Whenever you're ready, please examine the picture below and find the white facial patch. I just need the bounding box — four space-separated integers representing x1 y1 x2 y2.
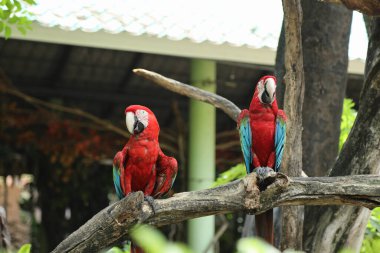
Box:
257 80 265 103
135 109 149 128
126 112 135 134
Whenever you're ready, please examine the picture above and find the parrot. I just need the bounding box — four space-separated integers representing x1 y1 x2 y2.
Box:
237 75 287 244
112 105 178 253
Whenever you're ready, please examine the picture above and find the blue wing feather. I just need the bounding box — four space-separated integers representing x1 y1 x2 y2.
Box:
113 152 125 199
113 166 124 199
274 113 286 172
238 113 253 174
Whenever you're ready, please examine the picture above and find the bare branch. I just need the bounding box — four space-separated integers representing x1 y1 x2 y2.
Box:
133 69 241 121
0 83 129 138
52 174 380 253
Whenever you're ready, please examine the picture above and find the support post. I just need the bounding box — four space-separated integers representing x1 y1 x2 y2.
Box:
187 59 216 253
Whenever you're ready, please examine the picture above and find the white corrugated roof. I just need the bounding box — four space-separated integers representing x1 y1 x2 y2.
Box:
30 0 282 48
28 0 367 60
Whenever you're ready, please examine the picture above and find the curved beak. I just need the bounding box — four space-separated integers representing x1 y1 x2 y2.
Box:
126 112 146 135
261 78 276 104
126 112 135 134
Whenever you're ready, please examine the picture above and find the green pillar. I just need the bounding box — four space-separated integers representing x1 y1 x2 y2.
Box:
188 59 216 253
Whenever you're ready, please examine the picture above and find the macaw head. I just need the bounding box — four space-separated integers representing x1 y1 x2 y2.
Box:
255 75 277 105
125 105 159 137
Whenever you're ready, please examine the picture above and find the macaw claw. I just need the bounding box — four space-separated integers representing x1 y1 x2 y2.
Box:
144 196 157 215
254 167 277 191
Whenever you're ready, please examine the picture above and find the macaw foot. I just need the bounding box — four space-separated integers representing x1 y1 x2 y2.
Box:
253 167 276 191
144 196 157 215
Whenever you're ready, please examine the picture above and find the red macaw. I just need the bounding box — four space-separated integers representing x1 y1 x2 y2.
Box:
237 75 286 244
112 105 178 253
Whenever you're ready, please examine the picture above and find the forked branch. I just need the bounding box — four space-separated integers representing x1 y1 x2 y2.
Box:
52 174 380 253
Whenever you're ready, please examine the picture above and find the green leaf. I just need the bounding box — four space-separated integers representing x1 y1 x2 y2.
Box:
131 225 167 253
4 24 11 39
13 0 22 11
17 26 26 35
211 163 246 187
9 16 18 24
0 22 3 32
18 244 31 253
338 248 355 253
24 0 37 5
106 247 125 253
3 10 10 19
237 238 280 253
163 243 193 253
339 98 357 151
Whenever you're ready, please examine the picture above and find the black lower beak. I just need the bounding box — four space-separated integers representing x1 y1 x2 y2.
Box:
133 120 145 134
261 91 271 104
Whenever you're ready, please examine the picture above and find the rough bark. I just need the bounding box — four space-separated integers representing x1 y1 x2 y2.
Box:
301 1 353 248
303 17 380 253
275 21 286 109
273 21 286 249
52 174 380 253
280 0 305 250
301 0 352 177
321 0 380 16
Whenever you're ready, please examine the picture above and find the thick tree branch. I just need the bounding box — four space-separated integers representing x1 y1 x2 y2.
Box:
52 174 380 253
320 0 380 16
133 69 241 121
281 0 305 249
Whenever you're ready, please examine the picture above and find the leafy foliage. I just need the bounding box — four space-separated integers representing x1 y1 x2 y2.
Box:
211 163 245 187
361 208 380 253
0 244 32 253
17 244 31 253
237 238 280 253
109 225 299 253
339 98 357 151
131 225 192 253
0 0 36 39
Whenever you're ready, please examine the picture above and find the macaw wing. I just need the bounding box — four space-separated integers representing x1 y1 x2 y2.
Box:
274 110 287 172
113 151 126 200
153 153 178 198
238 109 253 174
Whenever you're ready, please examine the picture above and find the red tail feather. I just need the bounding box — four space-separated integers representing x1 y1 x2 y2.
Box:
131 242 144 253
255 209 274 244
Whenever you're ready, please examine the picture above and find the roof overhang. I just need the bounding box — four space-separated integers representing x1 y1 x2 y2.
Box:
10 23 364 75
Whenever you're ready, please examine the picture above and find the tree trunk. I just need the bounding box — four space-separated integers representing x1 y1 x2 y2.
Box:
303 17 380 253
301 1 353 249
280 0 305 250
275 21 286 110
301 0 352 177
